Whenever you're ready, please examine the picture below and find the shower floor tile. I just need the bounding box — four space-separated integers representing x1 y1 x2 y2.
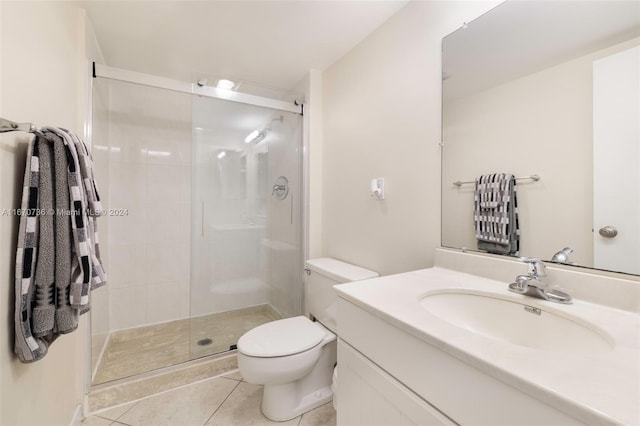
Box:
93 305 280 385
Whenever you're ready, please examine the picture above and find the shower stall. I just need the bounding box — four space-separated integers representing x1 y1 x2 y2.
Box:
89 65 304 385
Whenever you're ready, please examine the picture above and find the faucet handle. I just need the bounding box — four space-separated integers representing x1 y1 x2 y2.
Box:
520 257 547 277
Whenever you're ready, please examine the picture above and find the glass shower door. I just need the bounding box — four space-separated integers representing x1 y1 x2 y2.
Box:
189 94 303 359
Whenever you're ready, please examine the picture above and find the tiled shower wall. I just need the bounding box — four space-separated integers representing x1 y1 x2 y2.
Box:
103 80 192 331
94 80 304 335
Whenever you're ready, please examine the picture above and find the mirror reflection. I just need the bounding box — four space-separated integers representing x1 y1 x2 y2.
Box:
441 0 640 275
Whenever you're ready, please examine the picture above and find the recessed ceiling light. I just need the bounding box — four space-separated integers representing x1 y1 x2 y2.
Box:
217 79 235 90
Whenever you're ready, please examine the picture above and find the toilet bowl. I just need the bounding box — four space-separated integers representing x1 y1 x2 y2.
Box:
237 258 378 421
238 317 337 421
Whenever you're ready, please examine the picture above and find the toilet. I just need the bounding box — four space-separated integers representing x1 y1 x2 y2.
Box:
237 258 378 421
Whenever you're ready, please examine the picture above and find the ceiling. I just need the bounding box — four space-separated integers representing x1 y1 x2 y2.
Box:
83 0 408 94
442 0 640 101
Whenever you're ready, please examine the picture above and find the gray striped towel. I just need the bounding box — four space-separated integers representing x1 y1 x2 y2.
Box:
14 136 50 362
474 173 519 255
14 128 106 363
41 127 107 307
69 131 106 292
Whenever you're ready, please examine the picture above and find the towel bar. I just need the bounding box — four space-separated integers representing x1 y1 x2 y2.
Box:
0 117 36 133
453 174 540 187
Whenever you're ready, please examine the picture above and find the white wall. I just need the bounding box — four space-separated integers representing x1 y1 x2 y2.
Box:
0 2 86 424
320 1 500 276
442 37 640 267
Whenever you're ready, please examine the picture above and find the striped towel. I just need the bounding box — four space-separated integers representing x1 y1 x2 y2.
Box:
14 136 50 362
67 130 107 294
41 127 107 308
14 128 106 363
474 173 519 255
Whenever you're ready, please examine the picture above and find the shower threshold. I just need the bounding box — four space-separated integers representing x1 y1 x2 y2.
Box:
92 304 280 385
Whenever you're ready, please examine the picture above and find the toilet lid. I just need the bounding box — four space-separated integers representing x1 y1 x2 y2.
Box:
238 316 324 358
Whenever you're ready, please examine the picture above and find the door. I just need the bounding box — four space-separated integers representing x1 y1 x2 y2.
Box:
190 94 304 359
593 45 640 274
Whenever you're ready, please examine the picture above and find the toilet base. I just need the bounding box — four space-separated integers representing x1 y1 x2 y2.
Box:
262 382 333 421
260 338 337 421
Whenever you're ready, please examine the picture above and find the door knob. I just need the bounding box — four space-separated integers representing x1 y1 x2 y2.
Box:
598 226 618 238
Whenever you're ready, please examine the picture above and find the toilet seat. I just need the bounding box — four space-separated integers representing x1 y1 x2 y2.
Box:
238 316 325 358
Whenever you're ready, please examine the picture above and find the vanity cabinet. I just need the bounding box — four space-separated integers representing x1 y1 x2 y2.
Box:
338 339 454 426
337 297 584 426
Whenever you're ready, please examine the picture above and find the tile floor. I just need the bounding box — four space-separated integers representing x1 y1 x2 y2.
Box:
83 371 336 426
93 305 279 384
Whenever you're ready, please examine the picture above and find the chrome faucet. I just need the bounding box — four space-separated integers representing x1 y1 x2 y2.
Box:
551 247 575 265
508 257 572 304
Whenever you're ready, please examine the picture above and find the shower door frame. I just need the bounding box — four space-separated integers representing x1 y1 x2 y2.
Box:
84 63 306 398
93 63 303 115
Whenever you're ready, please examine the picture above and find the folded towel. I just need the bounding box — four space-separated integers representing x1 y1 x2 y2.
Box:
49 130 78 333
32 138 56 338
70 132 103 216
14 136 49 362
41 127 99 308
474 173 519 255
14 128 107 362
476 173 509 210
69 131 106 291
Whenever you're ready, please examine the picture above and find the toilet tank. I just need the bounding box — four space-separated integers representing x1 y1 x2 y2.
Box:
305 258 378 333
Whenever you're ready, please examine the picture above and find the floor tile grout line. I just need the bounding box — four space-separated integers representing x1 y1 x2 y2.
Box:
202 379 242 426
116 403 136 422
96 411 134 424
93 399 139 421
105 398 138 423
89 370 238 419
95 414 113 421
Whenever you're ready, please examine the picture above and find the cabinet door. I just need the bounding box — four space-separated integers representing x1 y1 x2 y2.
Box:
337 339 457 426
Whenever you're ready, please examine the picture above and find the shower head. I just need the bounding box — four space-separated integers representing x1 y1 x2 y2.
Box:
264 116 284 131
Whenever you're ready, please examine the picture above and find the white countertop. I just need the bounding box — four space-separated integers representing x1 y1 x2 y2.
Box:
335 267 640 425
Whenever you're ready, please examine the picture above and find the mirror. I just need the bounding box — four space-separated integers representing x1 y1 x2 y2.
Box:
442 0 640 275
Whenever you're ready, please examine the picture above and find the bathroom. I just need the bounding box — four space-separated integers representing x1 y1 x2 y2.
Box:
1 0 638 425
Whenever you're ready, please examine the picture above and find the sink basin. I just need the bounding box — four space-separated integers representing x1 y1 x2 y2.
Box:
419 291 614 353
